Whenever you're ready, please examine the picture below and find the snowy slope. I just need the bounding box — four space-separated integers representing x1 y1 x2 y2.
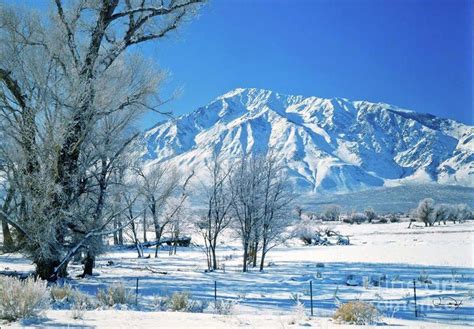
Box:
139 88 473 194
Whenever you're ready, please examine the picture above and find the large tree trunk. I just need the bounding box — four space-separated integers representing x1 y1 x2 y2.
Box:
259 238 268 272
252 241 258 267
82 252 95 277
1 220 14 251
259 251 266 272
1 188 15 251
143 209 147 242
211 244 217 270
36 258 68 281
242 241 248 272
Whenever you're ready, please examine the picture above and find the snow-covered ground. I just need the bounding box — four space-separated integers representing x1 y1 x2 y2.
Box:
1 221 473 328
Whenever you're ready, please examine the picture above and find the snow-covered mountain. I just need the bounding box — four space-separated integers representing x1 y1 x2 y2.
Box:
139 88 473 194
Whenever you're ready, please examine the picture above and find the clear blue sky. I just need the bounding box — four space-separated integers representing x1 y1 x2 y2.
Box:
23 0 473 127
143 0 473 128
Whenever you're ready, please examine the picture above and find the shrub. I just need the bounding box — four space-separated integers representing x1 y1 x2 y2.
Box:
96 282 133 307
293 218 318 245
389 214 399 223
152 295 168 311
166 291 190 311
333 301 380 325
323 205 341 221
288 301 307 325
70 291 92 320
0 276 49 321
351 212 368 224
50 283 74 302
213 299 235 315
378 217 388 223
342 217 353 224
186 300 208 313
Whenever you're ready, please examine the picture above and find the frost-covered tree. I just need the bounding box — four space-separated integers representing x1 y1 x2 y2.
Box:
258 152 293 271
229 152 293 272
0 0 204 280
137 164 193 257
348 212 368 224
416 198 435 227
432 204 447 225
323 205 341 221
196 154 233 271
229 155 263 272
364 208 377 223
455 203 471 222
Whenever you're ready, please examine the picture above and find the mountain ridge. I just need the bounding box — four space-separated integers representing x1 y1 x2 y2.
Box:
139 88 473 194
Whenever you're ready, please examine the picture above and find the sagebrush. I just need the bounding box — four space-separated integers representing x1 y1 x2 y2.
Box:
96 282 133 307
0 276 49 321
333 301 380 325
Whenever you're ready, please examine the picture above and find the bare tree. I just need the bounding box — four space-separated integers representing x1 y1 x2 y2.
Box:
258 153 293 271
137 164 193 257
196 154 232 271
229 155 264 272
229 152 293 272
0 0 204 280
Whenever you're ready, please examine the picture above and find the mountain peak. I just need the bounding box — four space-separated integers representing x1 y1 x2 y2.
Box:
141 89 473 194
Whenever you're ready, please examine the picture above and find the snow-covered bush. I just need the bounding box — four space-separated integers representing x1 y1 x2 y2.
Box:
342 216 353 224
333 301 380 325
166 291 190 311
50 283 74 302
389 214 399 223
364 208 377 222
213 299 236 315
152 295 168 311
96 282 133 307
186 300 208 313
323 205 341 221
288 301 307 325
416 198 435 226
0 276 49 321
350 212 368 224
293 218 318 245
70 291 92 320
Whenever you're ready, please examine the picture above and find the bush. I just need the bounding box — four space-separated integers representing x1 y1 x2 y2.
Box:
293 218 318 245
213 299 235 315
389 214 399 223
50 283 74 302
342 217 353 224
333 301 380 325
70 291 92 320
96 282 133 307
351 213 368 224
323 205 341 221
0 276 49 321
166 291 190 311
288 301 307 325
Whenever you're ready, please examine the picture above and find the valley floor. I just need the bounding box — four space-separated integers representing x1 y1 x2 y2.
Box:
1 221 473 328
